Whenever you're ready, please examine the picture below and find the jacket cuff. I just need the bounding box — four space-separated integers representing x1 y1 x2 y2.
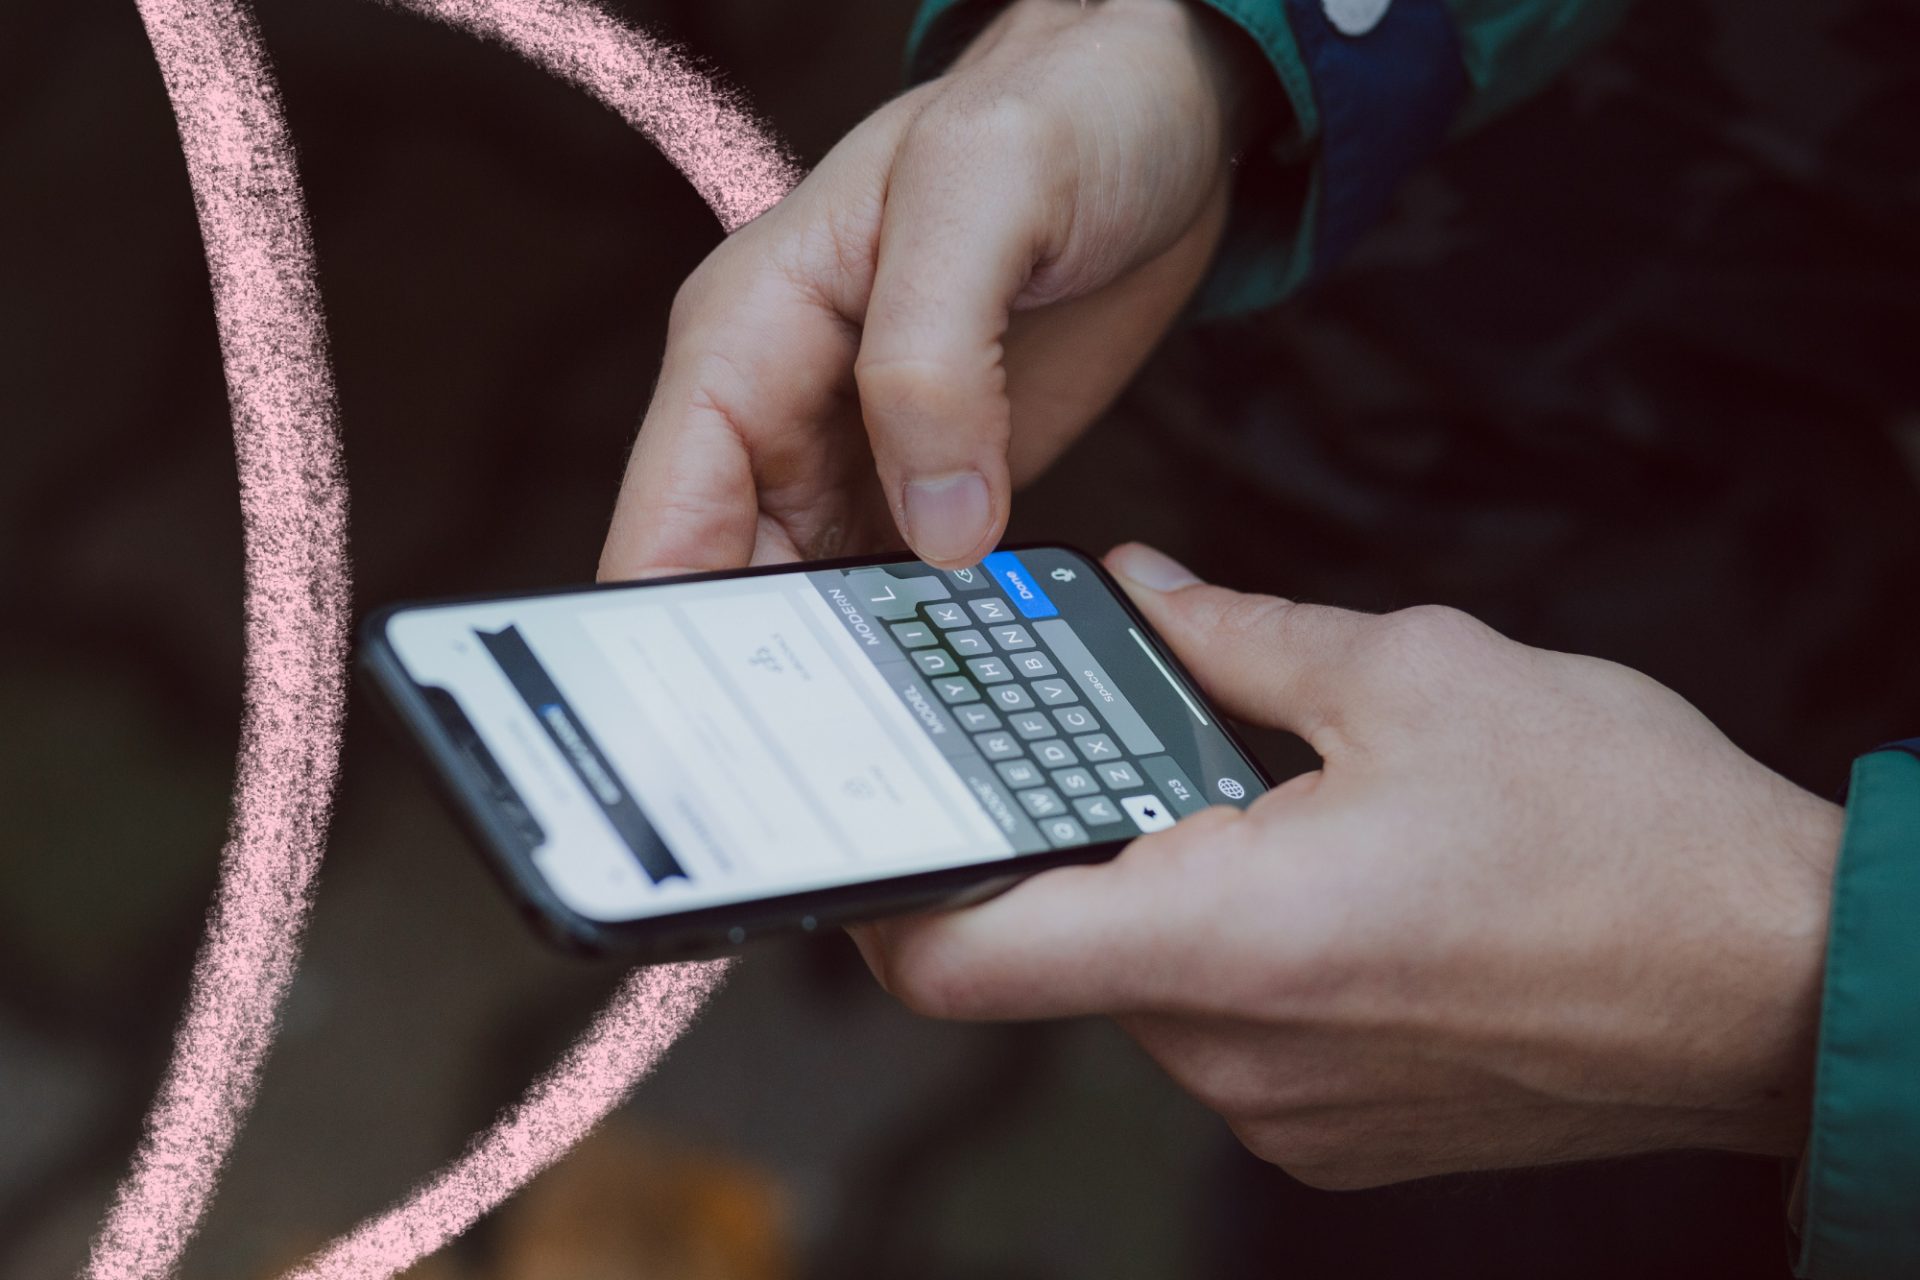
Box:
1796 742 1920 1277
905 0 1468 317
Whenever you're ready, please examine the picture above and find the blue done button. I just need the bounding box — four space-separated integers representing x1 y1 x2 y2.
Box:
981 551 1059 618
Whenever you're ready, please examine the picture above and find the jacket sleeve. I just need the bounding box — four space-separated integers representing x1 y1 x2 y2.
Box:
906 0 1633 315
1795 741 1920 1278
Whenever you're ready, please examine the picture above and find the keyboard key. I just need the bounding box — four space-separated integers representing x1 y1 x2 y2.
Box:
1008 711 1054 739
1053 706 1099 734
1073 733 1121 761
967 657 1013 684
925 601 970 629
982 550 1061 619
890 621 937 648
934 677 980 704
1011 651 1057 678
990 624 1035 651
1032 739 1077 769
996 759 1043 788
948 629 991 656
970 597 1016 623
1051 767 1098 796
990 684 1035 711
845 567 950 620
1073 795 1124 826
1035 619 1167 756
1016 787 1067 818
953 704 1001 732
1137 754 1208 816
974 731 1024 760
1121 793 1176 833
913 650 959 677
1095 761 1143 790
1031 679 1077 706
946 565 992 593
1039 815 1088 847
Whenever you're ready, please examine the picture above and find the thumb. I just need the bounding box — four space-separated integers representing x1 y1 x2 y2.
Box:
853 111 1060 567
1105 543 1371 752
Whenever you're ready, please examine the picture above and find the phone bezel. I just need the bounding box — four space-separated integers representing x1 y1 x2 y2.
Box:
356 543 1275 958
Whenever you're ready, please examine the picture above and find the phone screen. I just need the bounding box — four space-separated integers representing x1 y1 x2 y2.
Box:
376 547 1266 925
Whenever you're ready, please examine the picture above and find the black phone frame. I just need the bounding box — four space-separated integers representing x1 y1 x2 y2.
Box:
356 544 1275 959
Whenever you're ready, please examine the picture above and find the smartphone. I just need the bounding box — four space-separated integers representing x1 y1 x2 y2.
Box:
358 545 1271 956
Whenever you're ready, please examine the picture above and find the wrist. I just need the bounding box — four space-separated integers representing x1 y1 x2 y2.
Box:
1716 784 1844 1157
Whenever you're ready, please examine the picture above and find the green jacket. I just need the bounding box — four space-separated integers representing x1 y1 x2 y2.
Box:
909 0 1633 315
906 4 1920 1273
1802 744 1920 1277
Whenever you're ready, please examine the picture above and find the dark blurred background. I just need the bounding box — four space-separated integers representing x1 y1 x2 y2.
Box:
3 0 1918 1276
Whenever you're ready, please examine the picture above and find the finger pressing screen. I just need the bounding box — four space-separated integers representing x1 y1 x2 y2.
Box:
853 104 1059 567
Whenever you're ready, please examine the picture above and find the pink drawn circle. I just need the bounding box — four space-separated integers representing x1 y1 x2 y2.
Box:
85 3 798 1277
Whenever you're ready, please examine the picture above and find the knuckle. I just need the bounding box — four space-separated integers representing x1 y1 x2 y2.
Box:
852 353 986 426
666 232 778 337
851 351 944 393
900 94 1069 218
1386 603 1486 649
910 92 1056 159
666 259 724 335
1202 592 1301 650
666 277 701 335
1360 603 1492 675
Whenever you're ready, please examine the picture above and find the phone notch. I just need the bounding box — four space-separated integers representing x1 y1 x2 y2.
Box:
420 685 546 856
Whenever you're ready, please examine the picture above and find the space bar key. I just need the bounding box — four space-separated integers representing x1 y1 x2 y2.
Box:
1034 620 1164 757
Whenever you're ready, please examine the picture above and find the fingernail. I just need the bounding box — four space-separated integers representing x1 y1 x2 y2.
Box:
903 471 991 564
1111 543 1200 592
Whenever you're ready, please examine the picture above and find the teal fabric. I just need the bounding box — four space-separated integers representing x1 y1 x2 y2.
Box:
906 0 1630 314
1797 748 1920 1277
1447 0 1634 129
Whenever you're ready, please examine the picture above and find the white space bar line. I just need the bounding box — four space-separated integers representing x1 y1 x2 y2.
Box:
1129 627 1208 727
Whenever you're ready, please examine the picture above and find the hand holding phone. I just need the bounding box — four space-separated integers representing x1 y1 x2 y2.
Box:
360 546 1270 955
858 543 1841 1191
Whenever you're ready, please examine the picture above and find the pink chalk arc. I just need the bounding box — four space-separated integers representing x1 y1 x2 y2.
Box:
282 960 732 1280
377 0 800 233
86 1 350 1277
87 0 799 1277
